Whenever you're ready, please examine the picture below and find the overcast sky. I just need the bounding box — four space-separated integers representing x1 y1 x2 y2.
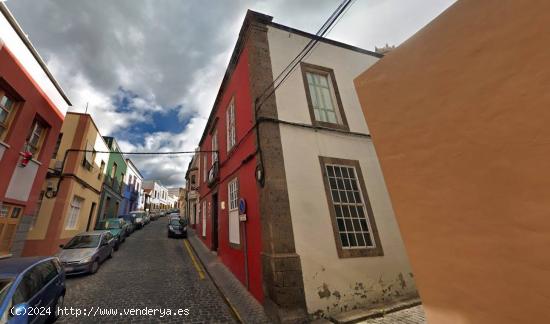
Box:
5 0 455 187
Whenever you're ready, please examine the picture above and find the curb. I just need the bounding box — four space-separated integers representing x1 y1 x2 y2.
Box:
330 298 423 324
185 235 245 324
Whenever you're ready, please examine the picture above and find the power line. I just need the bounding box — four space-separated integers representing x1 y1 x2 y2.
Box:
255 0 356 112
61 149 216 155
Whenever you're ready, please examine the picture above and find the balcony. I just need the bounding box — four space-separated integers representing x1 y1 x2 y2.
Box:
207 161 219 188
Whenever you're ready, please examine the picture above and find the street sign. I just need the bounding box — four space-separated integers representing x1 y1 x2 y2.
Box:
238 198 246 214
239 214 247 222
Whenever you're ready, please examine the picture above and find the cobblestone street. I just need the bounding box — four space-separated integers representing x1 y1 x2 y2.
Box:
57 218 236 323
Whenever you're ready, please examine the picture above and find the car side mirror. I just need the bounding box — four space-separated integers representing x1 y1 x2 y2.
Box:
11 303 29 320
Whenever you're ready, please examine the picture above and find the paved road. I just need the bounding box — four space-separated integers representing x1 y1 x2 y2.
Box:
57 218 236 323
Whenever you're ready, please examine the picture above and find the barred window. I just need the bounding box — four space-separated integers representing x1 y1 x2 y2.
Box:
326 164 374 249
228 178 240 245
226 98 236 151
0 92 16 141
66 196 83 230
320 157 383 258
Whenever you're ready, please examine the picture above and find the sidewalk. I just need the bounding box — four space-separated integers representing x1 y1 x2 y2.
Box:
187 228 271 324
358 305 425 324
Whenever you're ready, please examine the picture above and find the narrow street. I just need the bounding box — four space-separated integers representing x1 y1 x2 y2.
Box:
57 219 236 323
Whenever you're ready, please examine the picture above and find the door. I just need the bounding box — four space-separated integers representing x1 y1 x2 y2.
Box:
37 260 62 315
211 193 219 251
86 202 97 231
13 264 44 323
99 234 111 261
0 204 22 255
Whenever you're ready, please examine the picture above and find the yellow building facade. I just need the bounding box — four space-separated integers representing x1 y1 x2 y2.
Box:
23 112 109 256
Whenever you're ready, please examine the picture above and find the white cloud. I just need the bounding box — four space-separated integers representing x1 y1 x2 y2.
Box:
6 0 456 186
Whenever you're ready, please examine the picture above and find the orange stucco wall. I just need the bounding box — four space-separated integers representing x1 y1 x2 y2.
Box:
354 0 550 323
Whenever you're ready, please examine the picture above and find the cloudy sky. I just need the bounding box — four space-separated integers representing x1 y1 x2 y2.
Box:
5 0 455 187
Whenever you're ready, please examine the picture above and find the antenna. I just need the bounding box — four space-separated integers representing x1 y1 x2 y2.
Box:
85 102 89 114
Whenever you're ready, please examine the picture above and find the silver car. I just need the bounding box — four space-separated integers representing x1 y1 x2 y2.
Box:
56 231 116 275
129 211 146 228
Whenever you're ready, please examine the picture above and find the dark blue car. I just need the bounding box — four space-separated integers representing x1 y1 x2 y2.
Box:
0 257 65 323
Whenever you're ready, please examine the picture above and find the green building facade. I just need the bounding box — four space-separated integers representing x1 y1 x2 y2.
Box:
96 136 127 226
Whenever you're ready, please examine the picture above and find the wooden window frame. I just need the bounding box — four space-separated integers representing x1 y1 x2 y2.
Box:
301 62 349 131
65 196 84 230
211 129 218 165
25 117 49 159
319 156 383 258
52 133 63 159
0 87 21 142
227 177 241 248
226 97 236 152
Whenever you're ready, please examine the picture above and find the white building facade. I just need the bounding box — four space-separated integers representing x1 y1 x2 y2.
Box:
143 180 168 210
262 18 419 319
125 159 144 212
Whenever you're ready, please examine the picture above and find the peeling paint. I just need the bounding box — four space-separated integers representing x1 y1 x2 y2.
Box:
318 283 331 299
332 290 341 300
398 273 407 289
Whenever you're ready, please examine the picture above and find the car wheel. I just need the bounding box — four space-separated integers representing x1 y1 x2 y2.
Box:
90 260 99 274
47 294 64 323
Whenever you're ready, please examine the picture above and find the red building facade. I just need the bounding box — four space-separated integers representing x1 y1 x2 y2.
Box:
0 3 70 257
197 41 264 302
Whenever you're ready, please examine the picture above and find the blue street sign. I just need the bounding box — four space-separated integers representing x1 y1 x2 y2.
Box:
238 198 246 214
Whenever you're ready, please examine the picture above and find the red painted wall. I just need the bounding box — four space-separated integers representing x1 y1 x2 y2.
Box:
0 46 63 218
197 44 264 302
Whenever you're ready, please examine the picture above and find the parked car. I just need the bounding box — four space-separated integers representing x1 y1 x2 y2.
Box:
118 214 136 234
96 218 128 250
56 231 116 275
167 217 187 238
168 212 180 219
129 211 146 229
149 212 160 221
0 256 65 323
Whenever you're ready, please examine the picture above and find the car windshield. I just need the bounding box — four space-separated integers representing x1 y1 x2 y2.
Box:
0 278 13 305
64 235 100 249
170 219 181 226
105 220 121 229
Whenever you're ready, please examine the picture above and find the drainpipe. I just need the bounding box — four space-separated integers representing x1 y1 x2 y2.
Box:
243 221 249 289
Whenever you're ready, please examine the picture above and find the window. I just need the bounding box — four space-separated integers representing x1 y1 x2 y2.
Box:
191 175 196 186
203 154 207 183
13 266 42 305
52 133 63 159
0 204 21 219
120 173 125 192
301 63 348 130
111 163 117 186
82 142 95 171
0 91 17 141
25 118 49 158
65 196 83 230
320 157 383 258
228 178 240 245
212 129 218 164
201 201 206 237
30 191 45 230
226 98 236 151
98 161 105 180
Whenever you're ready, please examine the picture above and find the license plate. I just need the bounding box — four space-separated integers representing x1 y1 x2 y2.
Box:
64 266 73 272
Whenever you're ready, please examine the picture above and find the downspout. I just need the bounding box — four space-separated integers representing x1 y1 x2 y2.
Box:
243 221 250 289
